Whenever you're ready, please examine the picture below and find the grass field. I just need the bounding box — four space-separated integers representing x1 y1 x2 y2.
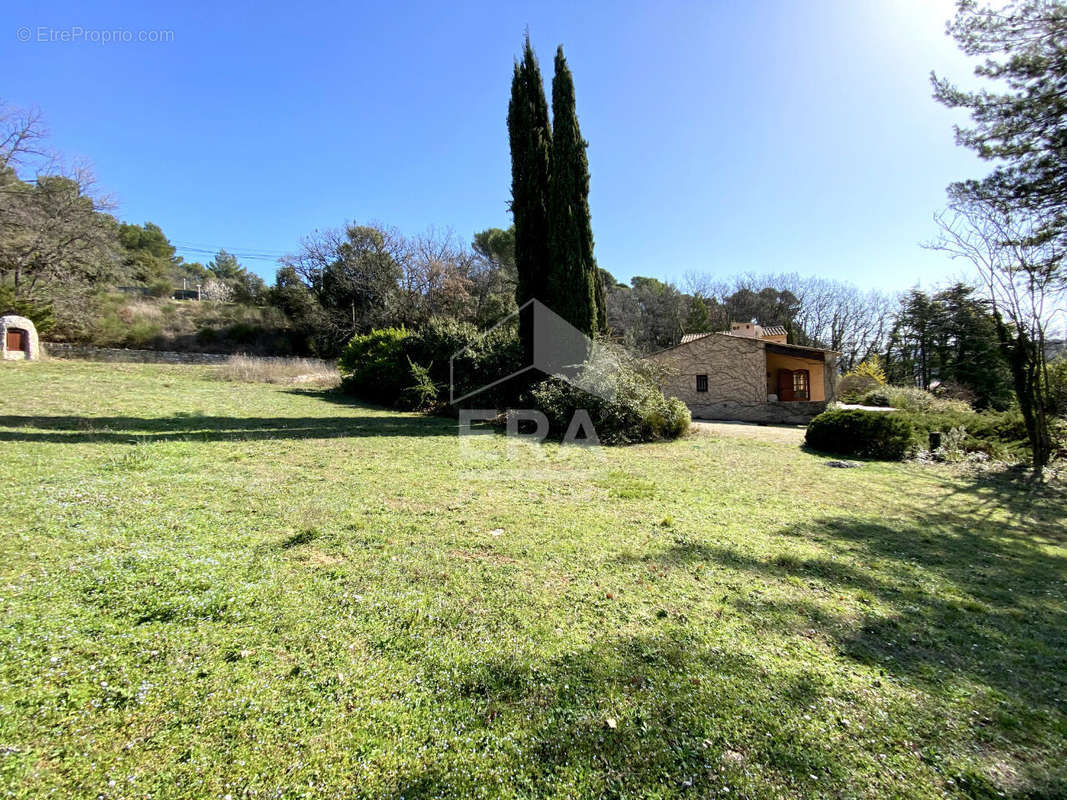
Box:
1 360 1065 799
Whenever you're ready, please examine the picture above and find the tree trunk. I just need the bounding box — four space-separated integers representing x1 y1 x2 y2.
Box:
995 313 1051 470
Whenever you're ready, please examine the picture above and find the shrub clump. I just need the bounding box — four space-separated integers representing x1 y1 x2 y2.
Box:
338 318 522 411
530 343 690 445
806 409 917 460
338 322 690 443
338 327 413 406
900 408 1029 460
810 403 1031 463
858 389 893 407
837 356 887 402
857 385 973 415
0 285 56 334
399 358 439 412
933 426 970 463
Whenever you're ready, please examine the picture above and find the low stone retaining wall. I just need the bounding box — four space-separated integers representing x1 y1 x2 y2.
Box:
688 400 827 425
43 343 261 365
44 343 231 364
44 344 337 372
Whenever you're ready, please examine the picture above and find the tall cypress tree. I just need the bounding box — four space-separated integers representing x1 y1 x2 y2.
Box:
594 265 607 333
548 46 601 336
507 35 552 357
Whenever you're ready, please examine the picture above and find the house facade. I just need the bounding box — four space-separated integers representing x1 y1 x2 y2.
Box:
646 323 837 424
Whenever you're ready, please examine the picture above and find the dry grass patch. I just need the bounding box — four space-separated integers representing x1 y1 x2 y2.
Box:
691 420 808 445
215 354 339 386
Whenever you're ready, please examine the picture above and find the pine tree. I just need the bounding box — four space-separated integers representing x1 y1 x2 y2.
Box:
507 35 552 356
933 0 1067 251
548 46 601 336
883 285 1013 407
933 283 1014 409
684 296 712 334
931 1 1067 468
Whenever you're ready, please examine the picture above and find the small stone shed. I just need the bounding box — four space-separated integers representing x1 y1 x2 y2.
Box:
646 323 838 424
1 315 41 361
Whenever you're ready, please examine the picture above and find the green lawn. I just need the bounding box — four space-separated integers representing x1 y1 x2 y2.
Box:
1 360 1065 799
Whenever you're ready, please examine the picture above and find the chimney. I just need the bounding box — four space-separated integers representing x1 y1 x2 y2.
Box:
730 321 756 338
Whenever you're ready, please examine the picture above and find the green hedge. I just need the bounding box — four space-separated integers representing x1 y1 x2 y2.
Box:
806 407 1031 462
806 409 917 460
899 408 1028 459
858 389 892 407
864 386 974 415
837 373 882 403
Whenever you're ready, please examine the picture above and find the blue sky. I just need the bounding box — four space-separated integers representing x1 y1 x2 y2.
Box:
6 0 987 291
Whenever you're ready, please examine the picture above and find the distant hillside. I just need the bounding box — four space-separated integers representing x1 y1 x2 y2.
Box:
48 294 313 356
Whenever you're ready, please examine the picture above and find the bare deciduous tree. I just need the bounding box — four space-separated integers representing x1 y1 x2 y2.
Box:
397 227 476 326
682 271 897 370
0 164 118 303
0 101 51 172
0 102 119 328
928 189 1066 470
787 277 896 372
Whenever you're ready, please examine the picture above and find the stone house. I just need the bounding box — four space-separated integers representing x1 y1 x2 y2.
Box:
645 322 837 423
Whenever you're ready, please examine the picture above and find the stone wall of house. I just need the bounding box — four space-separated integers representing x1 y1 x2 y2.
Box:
646 334 765 404
689 400 828 424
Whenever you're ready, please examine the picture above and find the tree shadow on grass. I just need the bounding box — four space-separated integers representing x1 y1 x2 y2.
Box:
393 628 882 798
390 619 1066 798
0 386 511 444
609 473 1067 795
643 523 1064 705
379 471 1066 797
0 409 459 444
925 465 1067 542
279 387 374 406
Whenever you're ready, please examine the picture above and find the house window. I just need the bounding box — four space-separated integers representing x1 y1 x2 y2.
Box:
792 370 810 400
696 374 708 393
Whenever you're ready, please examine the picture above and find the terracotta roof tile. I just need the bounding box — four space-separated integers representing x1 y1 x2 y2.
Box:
758 325 787 337
680 332 712 344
